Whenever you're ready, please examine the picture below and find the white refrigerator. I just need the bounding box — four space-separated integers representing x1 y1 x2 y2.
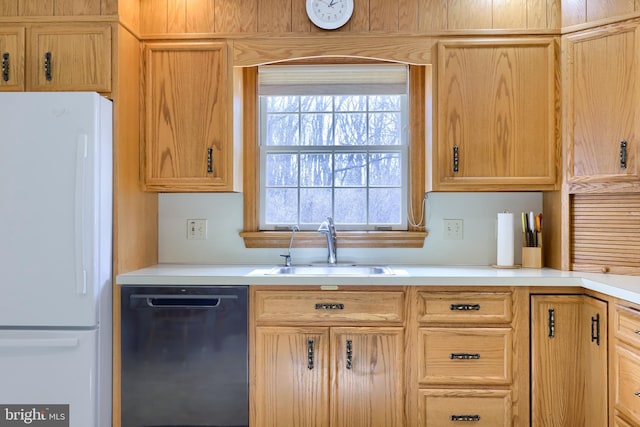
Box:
0 92 112 427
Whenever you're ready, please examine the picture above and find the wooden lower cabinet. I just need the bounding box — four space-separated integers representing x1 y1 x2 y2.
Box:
419 389 511 426
613 304 640 426
252 288 405 427
531 294 608 427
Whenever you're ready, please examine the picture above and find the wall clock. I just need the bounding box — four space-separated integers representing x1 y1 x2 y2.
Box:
306 0 354 30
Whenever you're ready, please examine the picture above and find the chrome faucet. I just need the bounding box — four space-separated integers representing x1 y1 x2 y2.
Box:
280 225 299 267
317 217 337 265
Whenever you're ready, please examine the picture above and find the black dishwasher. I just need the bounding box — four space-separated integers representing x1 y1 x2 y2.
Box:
120 286 248 427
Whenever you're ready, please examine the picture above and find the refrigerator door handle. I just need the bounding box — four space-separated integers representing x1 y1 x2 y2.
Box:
0 337 79 348
75 134 88 295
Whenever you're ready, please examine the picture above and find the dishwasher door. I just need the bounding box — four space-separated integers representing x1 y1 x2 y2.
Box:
120 286 248 427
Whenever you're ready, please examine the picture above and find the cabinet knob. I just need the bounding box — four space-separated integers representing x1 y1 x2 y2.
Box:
601 266 610 274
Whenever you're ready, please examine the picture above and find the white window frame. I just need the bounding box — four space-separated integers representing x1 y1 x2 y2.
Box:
258 64 409 231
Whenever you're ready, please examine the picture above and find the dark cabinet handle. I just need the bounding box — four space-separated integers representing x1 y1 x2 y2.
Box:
635 391 640 397
450 304 480 311
620 140 628 169
591 313 600 346
450 353 480 360
207 147 213 174
453 145 459 173
450 415 481 422
346 339 353 370
315 303 344 310
2 53 8 82
307 339 314 370
548 308 555 338
44 52 52 81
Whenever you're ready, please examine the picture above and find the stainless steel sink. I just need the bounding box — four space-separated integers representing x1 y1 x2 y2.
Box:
265 265 395 276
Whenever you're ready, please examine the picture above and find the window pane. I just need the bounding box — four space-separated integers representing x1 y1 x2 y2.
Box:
335 153 366 187
265 188 298 224
266 153 298 186
369 112 401 145
301 113 333 146
301 153 332 187
335 95 366 112
369 188 402 224
266 114 299 146
335 113 367 145
370 152 401 186
301 96 332 112
335 188 367 224
369 95 401 111
300 188 332 224
266 96 299 113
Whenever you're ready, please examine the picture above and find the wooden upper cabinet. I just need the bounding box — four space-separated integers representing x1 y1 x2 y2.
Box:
564 21 640 193
433 38 558 191
0 24 111 92
27 24 111 91
143 41 237 192
0 27 25 91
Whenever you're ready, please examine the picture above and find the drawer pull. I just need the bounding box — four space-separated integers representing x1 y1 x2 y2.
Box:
635 392 640 397
634 330 640 335
315 303 344 310
548 308 555 338
450 415 481 422
307 339 314 370
620 140 628 169
450 353 480 360
453 145 459 173
346 339 353 370
207 147 213 174
450 303 480 311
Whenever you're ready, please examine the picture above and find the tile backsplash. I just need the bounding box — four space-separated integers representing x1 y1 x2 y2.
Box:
158 192 542 266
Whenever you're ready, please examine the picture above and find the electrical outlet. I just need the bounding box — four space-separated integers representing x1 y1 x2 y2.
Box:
187 219 207 240
444 219 463 240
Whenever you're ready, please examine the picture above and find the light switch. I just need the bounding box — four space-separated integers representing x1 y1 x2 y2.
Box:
187 219 207 240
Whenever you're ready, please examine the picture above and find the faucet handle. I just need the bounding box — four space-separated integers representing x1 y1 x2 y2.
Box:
280 254 292 267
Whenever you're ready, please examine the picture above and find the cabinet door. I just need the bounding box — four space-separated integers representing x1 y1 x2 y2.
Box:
436 38 557 191
531 295 607 427
254 327 329 427
331 327 404 427
27 24 111 91
0 26 25 91
143 41 230 191
565 22 640 189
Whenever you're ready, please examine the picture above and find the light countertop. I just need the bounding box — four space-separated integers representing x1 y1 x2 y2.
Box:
116 264 640 305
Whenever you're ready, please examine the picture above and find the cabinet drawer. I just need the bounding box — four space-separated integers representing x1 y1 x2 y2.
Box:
420 389 511 427
254 291 404 324
418 292 512 324
419 328 512 385
615 344 640 424
616 305 640 349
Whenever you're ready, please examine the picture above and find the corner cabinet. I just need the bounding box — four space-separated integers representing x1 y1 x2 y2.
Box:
252 289 405 427
433 38 558 191
531 294 607 426
143 41 239 192
0 24 111 92
564 20 640 193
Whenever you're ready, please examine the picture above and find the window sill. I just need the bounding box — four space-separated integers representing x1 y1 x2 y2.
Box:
239 230 428 249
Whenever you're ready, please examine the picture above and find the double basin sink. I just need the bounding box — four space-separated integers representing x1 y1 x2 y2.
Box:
264 264 395 276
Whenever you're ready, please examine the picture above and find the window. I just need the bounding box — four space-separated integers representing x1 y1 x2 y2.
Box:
258 64 408 231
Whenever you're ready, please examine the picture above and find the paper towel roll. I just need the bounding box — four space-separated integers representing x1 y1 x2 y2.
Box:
497 212 514 267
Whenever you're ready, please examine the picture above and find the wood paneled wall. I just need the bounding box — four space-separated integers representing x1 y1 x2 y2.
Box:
139 0 560 34
0 0 117 16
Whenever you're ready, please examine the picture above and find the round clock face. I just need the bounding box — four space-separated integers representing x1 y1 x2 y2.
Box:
306 0 354 30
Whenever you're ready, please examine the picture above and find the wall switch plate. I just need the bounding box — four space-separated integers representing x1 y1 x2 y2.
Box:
444 219 463 240
187 219 207 240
